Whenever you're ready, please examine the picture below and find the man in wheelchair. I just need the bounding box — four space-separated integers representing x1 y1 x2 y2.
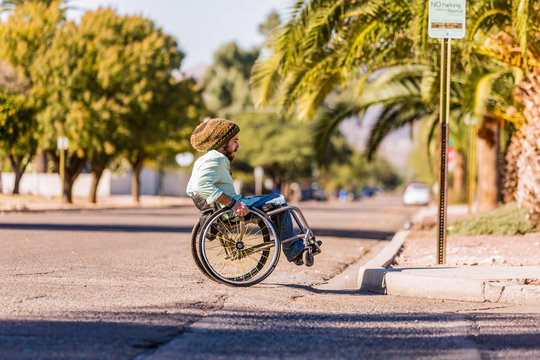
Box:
186 117 310 265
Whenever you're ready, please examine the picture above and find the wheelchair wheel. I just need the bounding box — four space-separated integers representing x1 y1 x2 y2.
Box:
190 222 220 282
198 208 281 287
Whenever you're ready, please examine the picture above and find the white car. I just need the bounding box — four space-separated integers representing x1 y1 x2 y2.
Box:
403 182 431 206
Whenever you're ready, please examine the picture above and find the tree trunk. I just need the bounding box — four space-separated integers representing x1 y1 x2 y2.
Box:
88 165 106 204
453 150 465 195
129 153 145 204
514 69 540 224
48 150 86 204
476 117 500 212
502 132 521 203
8 153 33 195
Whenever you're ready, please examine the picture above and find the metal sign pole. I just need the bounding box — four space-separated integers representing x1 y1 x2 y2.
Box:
437 38 451 265
429 0 465 265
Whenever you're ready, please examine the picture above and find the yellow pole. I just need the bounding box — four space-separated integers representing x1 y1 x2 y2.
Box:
59 148 65 202
437 38 451 265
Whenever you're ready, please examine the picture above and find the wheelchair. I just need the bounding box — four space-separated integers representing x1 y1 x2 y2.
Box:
190 195 321 287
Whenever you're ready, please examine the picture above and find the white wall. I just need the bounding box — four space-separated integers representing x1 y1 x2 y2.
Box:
110 168 191 196
0 171 111 197
0 168 191 197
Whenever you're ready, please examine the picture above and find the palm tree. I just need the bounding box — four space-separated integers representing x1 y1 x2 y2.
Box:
253 0 537 216
466 0 540 220
252 0 419 118
514 69 540 224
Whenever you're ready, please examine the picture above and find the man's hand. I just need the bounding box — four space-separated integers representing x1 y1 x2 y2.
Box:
215 194 249 216
232 200 249 216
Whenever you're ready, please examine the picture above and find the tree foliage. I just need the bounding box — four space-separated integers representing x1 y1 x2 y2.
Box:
0 90 37 193
29 6 203 202
203 42 259 114
0 1 204 202
233 112 315 188
0 0 61 193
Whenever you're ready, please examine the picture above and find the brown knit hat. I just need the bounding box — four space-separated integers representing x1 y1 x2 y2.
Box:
190 118 240 151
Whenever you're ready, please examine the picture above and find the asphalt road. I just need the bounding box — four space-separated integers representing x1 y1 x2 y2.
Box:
1 195 539 359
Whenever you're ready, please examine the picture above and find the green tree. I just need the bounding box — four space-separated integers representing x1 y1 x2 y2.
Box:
466 0 540 220
31 7 197 203
122 76 206 204
0 90 37 193
233 112 315 191
452 0 538 213
258 10 280 38
203 42 259 115
202 13 323 193
0 1 63 193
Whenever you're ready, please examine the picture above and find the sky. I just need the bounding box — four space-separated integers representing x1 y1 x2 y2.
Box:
68 0 293 70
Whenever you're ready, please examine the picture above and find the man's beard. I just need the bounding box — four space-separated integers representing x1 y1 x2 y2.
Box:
224 148 236 162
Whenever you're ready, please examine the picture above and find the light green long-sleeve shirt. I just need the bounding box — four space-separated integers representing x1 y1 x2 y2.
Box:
186 150 240 204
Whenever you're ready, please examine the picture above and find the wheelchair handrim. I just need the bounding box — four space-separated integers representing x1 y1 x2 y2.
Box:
199 208 280 286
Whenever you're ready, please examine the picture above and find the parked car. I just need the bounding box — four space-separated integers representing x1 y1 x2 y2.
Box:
361 186 381 198
299 188 327 201
402 182 431 206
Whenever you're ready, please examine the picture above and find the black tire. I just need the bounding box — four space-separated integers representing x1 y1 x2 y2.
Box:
303 249 314 267
190 222 220 283
198 208 280 287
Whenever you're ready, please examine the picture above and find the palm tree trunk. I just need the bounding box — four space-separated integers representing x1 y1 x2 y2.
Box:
515 69 540 224
502 132 521 203
453 150 465 195
476 116 500 212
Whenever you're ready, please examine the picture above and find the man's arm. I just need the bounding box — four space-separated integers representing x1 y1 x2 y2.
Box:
215 193 249 216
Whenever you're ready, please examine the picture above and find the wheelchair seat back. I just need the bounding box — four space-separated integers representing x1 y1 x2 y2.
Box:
191 194 215 213
191 194 218 228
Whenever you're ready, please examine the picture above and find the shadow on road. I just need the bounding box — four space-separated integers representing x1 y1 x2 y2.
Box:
0 223 195 233
2 310 539 359
312 228 395 240
0 223 393 240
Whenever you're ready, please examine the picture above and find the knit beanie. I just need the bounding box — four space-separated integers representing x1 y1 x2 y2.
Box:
190 118 240 152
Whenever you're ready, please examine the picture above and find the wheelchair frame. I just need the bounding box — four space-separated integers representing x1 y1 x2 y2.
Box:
191 203 320 287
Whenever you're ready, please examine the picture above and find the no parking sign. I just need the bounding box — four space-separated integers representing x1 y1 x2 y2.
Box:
428 0 466 39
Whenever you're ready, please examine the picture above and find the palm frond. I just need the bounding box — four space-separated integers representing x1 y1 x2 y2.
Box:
411 0 430 58
512 0 529 70
365 100 425 159
279 50 339 116
464 65 522 125
251 52 282 107
312 99 366 166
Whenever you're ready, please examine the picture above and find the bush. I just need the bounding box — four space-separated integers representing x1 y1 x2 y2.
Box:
448 203 537 236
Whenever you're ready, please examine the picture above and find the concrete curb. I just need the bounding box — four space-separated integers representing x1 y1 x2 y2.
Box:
0 195 193 214
356 230 408 292
357 230 540 305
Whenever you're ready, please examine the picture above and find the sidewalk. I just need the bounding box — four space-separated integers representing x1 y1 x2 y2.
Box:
0 194 193 213
357 206 540 305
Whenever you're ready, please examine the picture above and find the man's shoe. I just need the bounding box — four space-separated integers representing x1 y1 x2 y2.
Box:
291 253 304 266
